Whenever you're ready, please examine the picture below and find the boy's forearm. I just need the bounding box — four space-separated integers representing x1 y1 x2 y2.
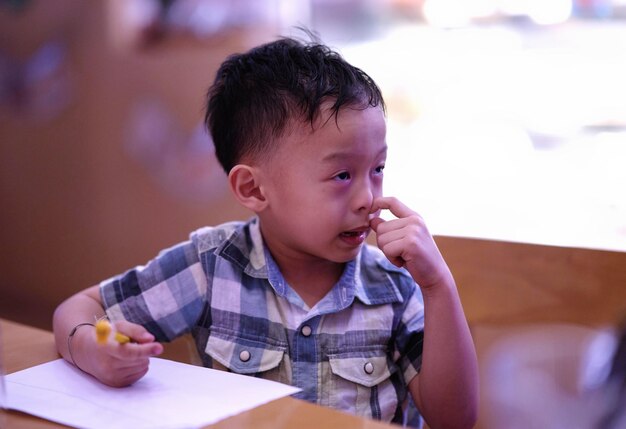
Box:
415 277 479 428
52 286 106 362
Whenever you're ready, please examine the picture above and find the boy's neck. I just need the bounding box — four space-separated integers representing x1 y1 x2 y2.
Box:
266 246 345 308
281 259 344 308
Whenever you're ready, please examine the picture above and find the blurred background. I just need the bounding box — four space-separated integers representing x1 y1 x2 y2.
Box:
2 1 626 428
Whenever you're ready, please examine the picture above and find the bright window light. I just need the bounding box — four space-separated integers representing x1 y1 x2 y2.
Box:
528 0 572 25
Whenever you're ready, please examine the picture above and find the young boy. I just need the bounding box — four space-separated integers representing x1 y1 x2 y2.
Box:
53 36 478 428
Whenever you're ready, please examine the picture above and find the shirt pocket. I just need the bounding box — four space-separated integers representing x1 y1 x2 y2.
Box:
205 328 289 383
327 351 398 421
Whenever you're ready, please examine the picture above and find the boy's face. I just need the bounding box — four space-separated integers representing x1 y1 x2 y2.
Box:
257 105 387 265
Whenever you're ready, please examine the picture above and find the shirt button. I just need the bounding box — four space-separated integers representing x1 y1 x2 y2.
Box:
364 362 374 375
239 350 251 362
301 325 312 337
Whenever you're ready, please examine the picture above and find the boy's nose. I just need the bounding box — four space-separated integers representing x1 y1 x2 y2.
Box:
354 182 377 213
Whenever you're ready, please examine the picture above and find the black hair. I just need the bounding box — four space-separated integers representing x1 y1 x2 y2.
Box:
204 34 385 174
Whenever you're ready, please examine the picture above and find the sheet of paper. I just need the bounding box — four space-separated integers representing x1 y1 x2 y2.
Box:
7 357 301 429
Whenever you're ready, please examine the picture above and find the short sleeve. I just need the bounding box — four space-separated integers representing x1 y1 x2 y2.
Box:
100 240 208 342
395 283 425 386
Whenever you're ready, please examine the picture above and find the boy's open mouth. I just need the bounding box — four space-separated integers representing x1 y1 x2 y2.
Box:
339 228 369 244
340 226 369 236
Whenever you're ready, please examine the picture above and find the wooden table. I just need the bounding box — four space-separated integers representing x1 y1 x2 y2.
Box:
1 319 396 429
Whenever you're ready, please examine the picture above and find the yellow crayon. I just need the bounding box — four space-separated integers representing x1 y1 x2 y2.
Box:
95 319 131 344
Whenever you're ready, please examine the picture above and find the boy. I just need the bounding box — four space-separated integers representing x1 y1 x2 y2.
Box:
53 36 478 428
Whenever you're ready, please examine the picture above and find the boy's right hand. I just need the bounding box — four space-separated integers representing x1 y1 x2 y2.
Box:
75 320 163 387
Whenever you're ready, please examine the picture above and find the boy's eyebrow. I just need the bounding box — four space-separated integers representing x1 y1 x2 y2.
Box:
321 146 388 163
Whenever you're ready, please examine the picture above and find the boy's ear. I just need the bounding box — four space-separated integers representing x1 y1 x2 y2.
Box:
228 164 268 212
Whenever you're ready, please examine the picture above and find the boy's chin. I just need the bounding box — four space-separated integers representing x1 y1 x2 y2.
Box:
328 246 363 263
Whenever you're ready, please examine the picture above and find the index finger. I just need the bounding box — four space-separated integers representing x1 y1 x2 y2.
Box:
110 341 163 360
114 320 156 344
371 196 415 219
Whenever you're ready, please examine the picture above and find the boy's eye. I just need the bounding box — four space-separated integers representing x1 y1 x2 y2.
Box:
335 171 351 181
375 164 385 174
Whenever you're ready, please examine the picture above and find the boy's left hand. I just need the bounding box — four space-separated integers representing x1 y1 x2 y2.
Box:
370 196 452 291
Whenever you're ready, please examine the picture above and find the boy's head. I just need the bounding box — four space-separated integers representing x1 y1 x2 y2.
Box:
206 35 388 266
205 35 385 174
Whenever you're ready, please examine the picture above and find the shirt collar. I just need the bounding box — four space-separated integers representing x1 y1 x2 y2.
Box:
217 217 405 307
215 217 268 279
264 242 405 312
352 246 405 305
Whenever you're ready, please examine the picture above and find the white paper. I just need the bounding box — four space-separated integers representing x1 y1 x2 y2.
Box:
6 358 301 429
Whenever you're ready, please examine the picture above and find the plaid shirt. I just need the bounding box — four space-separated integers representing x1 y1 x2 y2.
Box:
101 217 425 425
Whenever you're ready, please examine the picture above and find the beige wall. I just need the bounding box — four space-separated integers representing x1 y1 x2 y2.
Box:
3 1 626 333
0 2 260 328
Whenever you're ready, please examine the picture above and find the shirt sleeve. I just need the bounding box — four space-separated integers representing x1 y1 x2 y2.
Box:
394 279 425 386
100 239 208 342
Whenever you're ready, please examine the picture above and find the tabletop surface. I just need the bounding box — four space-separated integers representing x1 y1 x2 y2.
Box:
1 318 397 429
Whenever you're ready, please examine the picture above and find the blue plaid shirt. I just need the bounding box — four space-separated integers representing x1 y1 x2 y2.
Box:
101 217 425 424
